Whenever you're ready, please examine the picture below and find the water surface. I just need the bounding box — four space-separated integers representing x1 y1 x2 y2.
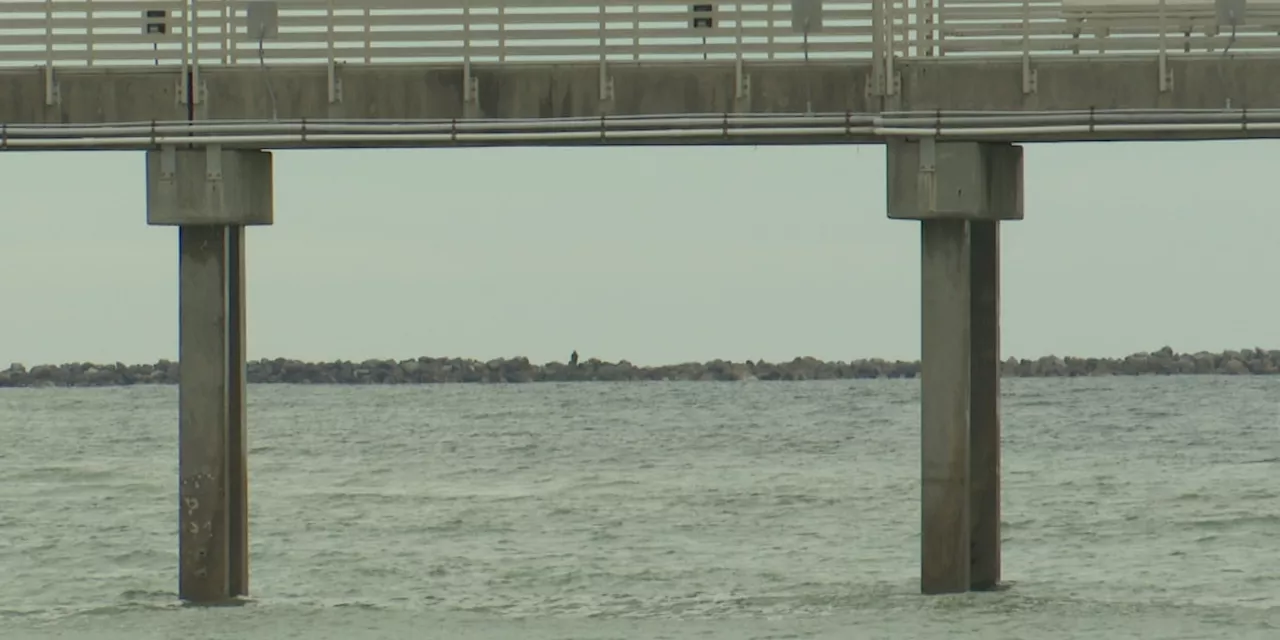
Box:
1 377 1276 638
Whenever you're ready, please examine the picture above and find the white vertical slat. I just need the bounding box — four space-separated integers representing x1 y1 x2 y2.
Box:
190 0 199 105
499 0 507 62
768 2 776 59
220 0 229 64
44 0 55 103
86 0 94 66
363 7 371 63
327 0 336 101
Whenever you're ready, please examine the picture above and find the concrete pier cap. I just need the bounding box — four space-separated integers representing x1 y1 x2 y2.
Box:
145 147 274 226
886 139 1023 222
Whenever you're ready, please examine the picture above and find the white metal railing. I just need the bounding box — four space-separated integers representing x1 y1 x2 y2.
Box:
0 0 189 66
191 0 876 64
933 0 1280 57
3 0 1280 70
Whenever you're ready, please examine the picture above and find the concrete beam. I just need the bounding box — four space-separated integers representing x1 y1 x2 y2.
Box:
897 56 1280 112
146 147 274 227
190 62 874 121
177 225 248 604
7 57 1280 126
887 140 1023 222
0 68 186 125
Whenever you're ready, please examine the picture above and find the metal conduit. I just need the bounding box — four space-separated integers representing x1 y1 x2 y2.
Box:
3 110 1280 149
5 123 1280 149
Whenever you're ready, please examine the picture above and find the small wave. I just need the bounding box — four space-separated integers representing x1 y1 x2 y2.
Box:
29 592 186 621
1183 514 1280 530
107 549 171 566
315 491 422 506
0 608 46 618
118 589 176 601
1015 398 1061 408
1000 518 1035 531
330 600 386 611
3 466 122 483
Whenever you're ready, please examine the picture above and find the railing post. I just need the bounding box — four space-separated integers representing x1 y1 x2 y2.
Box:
230 1 240 64
190 0 200 109
499 0 507 62
938 0 946 55
44 0 56 105
598 3 606 76
768 2 776 59
326 0 338 103
598 3 610 102
884 0 896 95
872 0 885 95
735 2 747 105
219 0 228 64
896 0 904 57
913 0 925 56
363 8 371 63
462 4 477 115
1158 0 1171 91
180 1 192 102
86 0 95 67
1021 0 1035 93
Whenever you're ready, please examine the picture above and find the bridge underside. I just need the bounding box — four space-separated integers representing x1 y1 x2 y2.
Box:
5 57 1280 141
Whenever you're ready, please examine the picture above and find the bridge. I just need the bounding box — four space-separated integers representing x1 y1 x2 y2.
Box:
3 0 1277 605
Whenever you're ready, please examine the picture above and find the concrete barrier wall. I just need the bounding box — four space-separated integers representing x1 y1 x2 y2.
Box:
5 58 1280 127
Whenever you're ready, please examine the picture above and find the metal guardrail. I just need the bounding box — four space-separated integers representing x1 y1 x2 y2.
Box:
2 109 1279 149
2 0 1280 71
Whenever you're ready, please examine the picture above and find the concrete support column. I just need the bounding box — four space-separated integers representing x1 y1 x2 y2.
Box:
886 139 1022 595
918 218 972 594
147 146 273 604
969 220 1001 591
227 225 250 598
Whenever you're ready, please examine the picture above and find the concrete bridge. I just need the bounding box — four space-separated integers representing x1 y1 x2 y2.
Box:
3 0 1277 605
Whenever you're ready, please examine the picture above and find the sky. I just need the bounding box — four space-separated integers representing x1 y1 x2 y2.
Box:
0 141 1274 367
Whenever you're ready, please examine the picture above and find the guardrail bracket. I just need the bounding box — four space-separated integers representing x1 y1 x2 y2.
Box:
43 68 60 107
462 63 480 118
598 61 615 104
867 70 900 101
734 64 752 113
328 63 344 104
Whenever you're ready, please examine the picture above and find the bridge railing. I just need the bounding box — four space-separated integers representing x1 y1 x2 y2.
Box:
918 0 1280 58
2 0 1280 70
187 0 876 65
0 0 189 67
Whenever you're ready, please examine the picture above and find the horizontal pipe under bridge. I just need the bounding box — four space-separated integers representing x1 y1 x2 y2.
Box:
3 108 1280 149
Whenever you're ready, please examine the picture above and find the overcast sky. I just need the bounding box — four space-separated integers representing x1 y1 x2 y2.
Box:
0 142 1272 366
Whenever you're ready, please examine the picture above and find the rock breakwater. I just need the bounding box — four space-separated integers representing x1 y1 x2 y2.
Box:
2 347 1279 388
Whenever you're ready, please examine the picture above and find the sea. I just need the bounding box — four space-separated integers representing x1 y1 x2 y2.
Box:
0 377 1277 639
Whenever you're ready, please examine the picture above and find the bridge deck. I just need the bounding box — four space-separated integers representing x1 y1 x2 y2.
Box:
3 0 1280 147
